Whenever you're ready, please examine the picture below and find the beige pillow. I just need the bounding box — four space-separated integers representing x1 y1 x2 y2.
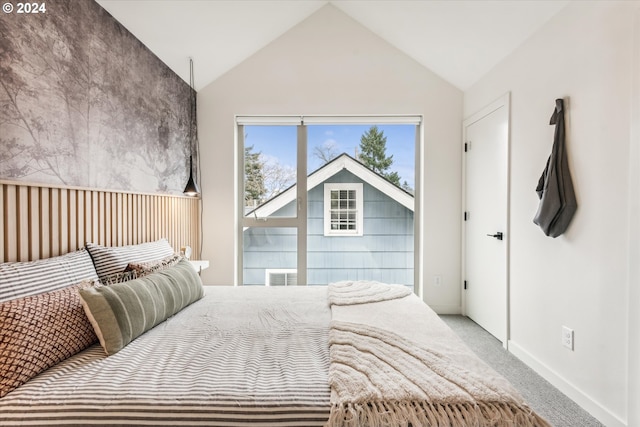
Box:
124 253 183 277
99 270 139 285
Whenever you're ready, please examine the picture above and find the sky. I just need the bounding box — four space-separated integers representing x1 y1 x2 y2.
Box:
243 124 416 189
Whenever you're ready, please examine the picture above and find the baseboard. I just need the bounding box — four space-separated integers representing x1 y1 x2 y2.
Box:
429 304 462 315
508 340 627 427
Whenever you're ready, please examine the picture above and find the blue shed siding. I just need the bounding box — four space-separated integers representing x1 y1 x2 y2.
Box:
243 227 296 285
243 169 413 286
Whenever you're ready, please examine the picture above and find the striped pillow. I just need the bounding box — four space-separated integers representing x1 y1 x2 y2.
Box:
0 280 99 398
0 250 99 303
86 239 175 280
79 259 204 355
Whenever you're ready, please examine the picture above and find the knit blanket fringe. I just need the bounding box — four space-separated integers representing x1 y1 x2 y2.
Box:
327 400 550 427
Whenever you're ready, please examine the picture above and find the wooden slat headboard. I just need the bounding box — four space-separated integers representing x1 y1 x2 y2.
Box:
0 180 201 263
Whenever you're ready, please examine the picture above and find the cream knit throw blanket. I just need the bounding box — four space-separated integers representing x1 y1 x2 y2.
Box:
326 281 550 427
328 280 412 306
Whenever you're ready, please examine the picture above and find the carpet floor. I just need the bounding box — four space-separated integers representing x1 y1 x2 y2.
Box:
440 315 604 427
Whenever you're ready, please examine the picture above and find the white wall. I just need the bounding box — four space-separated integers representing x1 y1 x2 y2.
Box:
464 2 639 426
197 5 463 312
628 8 640 427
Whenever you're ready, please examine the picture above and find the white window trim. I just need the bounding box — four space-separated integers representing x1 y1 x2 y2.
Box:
324 183 364 236
265 269 297 286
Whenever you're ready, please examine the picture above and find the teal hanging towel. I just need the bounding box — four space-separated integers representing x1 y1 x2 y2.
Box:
533 98 577 237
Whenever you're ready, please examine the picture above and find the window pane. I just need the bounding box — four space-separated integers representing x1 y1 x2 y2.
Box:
243 227 297 286
243 125 297 219
308 124 415 289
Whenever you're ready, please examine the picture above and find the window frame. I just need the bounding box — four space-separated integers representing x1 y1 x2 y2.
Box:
323 183 364 236
236 115 424 296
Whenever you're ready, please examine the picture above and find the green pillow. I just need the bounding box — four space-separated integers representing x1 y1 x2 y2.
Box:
79 259 204 355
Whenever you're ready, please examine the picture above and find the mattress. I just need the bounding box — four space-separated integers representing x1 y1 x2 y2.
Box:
0 286 332 426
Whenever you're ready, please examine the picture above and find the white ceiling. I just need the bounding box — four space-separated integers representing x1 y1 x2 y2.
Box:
96 0 568 91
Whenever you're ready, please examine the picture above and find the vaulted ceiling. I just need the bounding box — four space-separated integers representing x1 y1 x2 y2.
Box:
96 0 568 91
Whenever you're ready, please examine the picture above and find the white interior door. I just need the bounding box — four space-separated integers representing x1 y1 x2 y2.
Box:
463 94 509 345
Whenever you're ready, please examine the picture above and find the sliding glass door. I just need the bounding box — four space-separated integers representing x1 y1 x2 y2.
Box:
237 116 421 292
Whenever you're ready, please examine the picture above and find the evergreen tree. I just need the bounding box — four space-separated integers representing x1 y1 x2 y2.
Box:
358 125 401 186
402 180 414 194
244 144 265 206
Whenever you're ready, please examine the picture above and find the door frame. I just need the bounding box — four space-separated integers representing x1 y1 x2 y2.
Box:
461 92 511 349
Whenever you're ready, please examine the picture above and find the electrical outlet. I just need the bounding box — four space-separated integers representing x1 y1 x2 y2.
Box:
433 275 442 286
562 326 574 350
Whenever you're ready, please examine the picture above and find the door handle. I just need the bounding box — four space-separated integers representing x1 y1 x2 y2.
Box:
486 232 503 240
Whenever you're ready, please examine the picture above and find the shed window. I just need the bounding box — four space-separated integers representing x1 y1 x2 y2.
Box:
324 183 363 236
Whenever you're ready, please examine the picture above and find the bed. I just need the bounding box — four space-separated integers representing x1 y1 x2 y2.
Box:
0 240 549 427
